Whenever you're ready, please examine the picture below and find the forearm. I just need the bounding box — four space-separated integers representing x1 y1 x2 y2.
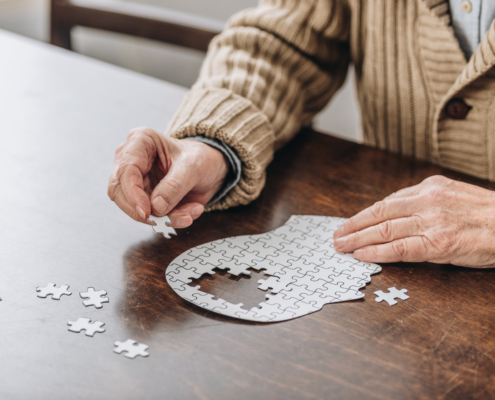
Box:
166 0 351 210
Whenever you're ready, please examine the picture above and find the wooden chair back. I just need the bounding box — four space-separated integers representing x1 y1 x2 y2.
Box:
50 0 223 52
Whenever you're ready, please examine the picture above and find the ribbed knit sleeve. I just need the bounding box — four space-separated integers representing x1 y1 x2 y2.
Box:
166 0 351 210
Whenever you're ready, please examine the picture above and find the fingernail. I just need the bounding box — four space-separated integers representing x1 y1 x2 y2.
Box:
136 206 146 220
191 205 204 219
354 249 366 259
334 237 345 251
152 196 168 214
176 216 192 228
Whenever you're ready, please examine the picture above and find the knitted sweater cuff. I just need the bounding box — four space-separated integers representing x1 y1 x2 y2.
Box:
166 87 275 211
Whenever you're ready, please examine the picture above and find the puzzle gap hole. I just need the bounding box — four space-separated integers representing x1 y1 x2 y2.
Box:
188 267 268 310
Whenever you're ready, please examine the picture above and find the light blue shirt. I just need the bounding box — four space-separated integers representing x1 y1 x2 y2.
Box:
450 0 495 58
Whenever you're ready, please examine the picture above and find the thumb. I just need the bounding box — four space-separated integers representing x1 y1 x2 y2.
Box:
150 164 195 216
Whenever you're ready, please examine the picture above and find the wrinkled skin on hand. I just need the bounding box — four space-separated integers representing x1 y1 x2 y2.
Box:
108 127 229 229
333 175 495 268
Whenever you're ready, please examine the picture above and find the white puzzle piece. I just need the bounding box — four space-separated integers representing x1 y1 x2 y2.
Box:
166 215 382 322
114 339 149 359
149 215 177 239
36 283 72 300
80 287 109 309
374 287 409 306
67 318 106 337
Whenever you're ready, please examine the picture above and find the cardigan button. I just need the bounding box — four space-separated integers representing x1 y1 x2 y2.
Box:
445 98 471 120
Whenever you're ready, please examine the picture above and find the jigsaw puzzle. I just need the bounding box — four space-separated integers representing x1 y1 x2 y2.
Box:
166 215 382 322
149 215 176 239
374 287 409 306
67 318 106 337
80 287 109 309
36 283 72 300
114 339 149 359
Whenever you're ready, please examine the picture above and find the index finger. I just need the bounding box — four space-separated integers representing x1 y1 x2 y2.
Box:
120 164 151 219
111 184 153 225
333 196 421 239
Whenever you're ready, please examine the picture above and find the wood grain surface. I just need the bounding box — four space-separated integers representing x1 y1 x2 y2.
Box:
2 30 495 400
144 130 495 400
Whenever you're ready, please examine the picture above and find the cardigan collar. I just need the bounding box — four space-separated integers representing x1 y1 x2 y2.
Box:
419 0 495 162
421 0 495 93
422 0 451 24
446 21 495 99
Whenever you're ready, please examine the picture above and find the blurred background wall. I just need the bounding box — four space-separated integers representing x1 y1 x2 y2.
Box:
0 0 361 141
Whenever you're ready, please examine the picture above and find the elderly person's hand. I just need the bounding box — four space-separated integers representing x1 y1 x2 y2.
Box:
333 175 495 268
108 127 229 228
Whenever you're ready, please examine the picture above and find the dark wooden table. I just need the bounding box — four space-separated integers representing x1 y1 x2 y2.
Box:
1 30 495 400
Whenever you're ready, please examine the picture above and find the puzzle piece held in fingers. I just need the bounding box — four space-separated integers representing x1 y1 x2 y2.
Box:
149 215 177 239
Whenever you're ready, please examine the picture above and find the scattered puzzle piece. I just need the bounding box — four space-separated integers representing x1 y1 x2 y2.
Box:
80 287 109 309
114 339 149 359
36 283 71 300
374 287 409 306
149 215 177 239
67 318 105 337
166 215 382 322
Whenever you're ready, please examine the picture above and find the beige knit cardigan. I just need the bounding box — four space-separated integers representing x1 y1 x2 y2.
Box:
166 0 495 210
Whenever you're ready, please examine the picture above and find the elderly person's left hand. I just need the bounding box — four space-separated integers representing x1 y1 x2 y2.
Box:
333 175 495 268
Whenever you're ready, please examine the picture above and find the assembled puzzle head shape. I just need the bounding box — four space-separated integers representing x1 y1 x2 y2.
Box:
166 216 381 322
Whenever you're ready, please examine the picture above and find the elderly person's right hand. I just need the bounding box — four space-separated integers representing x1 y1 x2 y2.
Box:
108 127 229 228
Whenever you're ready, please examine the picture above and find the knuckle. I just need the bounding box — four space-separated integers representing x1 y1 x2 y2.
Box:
107 184 116 200
370 201 387 219
161 176 184 202
420 236 431 250
115 142 125 155
436 232 457 253
411 214 428 232
127 128 142 140
412 236 433 262
127 127 152 138
424 175 447 185
362 245 378 258
424 186 457 206
384 190 401 201
126 131 136 140
421 235 439 258
424 187 446 203
376 220 393 241
392 239 408 257
127 127 157 145
349 231 361 246
115 163 130 180
345 217 359 234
